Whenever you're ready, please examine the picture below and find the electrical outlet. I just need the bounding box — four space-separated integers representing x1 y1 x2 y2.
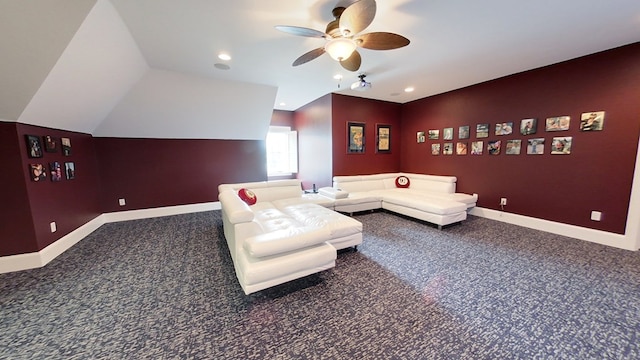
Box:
50 222 57 233
591 211 602 221
500 198 507 206
119 198 126 206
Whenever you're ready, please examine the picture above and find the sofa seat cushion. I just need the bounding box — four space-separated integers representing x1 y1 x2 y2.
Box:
382 192 466 215
244 226 332 258
276 202 363 239
238 243 336 286
386 188 477 207
332 192 382 206
252 203 305 232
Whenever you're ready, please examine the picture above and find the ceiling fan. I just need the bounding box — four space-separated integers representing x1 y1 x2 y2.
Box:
275 0 410 72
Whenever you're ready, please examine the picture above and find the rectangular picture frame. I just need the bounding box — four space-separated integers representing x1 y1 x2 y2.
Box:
347 122 365 153
26 135 44 158
376 124 391 153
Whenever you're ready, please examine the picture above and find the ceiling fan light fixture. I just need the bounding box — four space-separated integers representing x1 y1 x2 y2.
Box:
325 37 357 61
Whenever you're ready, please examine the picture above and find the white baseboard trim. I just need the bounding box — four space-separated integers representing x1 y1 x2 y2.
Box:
469 207 636 251
0 202 221 274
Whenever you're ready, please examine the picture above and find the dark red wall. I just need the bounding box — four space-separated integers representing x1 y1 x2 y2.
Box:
401 43 640 234
0 123 37 255
95 138 266 212
271 109 295 127
295 94 334 189
0 123 102 256
331 94 403 176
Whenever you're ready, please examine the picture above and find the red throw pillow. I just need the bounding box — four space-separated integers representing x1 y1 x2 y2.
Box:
238 188 257 205
395 176 410 188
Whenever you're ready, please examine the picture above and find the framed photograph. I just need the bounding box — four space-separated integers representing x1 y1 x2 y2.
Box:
545 116 570 131
29 163 46 182
527 138 545 155
443 142 454 155
26 135 43 158
376 124 391 153
580 111 605 131
347 122 365 153
49 162 62 182
551 137 572 154
505 139 522 155
459 125 470 139
520 118 537 135
488 140 501 155
431 143 440 155
456 142 468 155
417 131 426 143
495 122 513 135
61 137 72 156
471 141 483 155
476 124 489 138
428 129 439 140
44 136 58 153
64 162 75 180
443 127 454 140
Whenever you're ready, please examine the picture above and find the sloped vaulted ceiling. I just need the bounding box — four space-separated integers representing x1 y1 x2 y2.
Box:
0 0 97 120
1 0 277 140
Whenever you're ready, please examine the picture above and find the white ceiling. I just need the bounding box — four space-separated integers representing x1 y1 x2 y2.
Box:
109 0 640 111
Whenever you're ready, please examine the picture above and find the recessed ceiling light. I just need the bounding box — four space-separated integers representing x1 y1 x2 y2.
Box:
333 74 343 80
404 87 415 93
218 53 231 61
279 102 286 106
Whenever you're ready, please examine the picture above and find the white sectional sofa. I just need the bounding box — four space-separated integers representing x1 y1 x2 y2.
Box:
330 173 477 229
218 179 362 295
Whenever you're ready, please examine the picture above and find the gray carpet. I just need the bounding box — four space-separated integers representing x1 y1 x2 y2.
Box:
1 210 639 359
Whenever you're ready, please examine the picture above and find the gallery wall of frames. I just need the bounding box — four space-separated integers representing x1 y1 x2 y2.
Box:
417 111 605 157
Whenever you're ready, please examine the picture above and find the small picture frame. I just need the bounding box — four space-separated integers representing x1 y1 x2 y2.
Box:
29 163 47 182
443 127 454 140
551 137 572 154
476 124 489 138
49 162 62 182
456 142 468 155
376 124 391 153
495 122 513 136
471 141 483 155
428 129 439 140
520 118 537 135
527 138 545 155
347 122 365 153
431 143 440 155
443 142 454 155
65 162 75 180
488 140 501 155
44 136 58 153
580 111 605 131
417 131 426 143
61 137 72 156
545 116 570 131
505 140 522 155
26 135 43 158
459 126 470 139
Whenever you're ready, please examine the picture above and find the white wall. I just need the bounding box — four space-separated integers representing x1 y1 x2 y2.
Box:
17 0 148 134
93 68 277 140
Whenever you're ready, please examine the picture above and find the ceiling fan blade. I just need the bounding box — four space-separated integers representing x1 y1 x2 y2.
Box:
356 32 410 50
339 0 376 37
293 47 326 66
340 50 361 71
275 25 327 38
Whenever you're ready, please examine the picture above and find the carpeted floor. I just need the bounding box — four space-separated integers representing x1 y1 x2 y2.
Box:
1 210 639 359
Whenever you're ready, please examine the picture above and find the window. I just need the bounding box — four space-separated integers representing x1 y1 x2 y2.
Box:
266 126 298 176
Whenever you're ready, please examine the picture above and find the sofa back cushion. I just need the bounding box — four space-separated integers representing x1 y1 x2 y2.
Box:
219 179 302 203
402 173 457 193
